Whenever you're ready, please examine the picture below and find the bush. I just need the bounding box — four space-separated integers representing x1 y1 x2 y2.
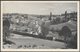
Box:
66 33 77 49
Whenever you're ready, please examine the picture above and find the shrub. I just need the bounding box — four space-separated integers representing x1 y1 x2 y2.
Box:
67 33 77 49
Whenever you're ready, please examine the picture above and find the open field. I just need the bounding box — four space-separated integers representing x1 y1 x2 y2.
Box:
50 20 77 31
3 33 66 49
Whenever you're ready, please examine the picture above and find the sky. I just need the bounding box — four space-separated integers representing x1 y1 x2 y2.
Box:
1 1 77 15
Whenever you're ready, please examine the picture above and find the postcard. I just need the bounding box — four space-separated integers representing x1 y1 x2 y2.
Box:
1 1 79 51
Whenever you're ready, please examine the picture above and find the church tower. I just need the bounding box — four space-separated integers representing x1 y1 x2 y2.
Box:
49 12 52 21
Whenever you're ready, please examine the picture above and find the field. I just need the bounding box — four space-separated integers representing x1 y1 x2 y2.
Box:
3 33 66 49
50 20 77 32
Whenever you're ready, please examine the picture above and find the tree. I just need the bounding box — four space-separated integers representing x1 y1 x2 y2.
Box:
67 33 77 49
41 22 49 37
59 26 72 42
3 18 10 41
56 17 61 23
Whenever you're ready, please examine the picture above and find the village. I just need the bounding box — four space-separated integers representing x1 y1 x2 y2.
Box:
3 11 77 49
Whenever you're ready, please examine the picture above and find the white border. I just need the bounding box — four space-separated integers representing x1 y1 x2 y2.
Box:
1 1 79 51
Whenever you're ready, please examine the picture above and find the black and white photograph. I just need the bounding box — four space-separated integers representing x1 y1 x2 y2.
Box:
1 1 79 51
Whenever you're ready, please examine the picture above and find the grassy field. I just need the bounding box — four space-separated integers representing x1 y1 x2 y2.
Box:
50 20 77 31
3 33 66 49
